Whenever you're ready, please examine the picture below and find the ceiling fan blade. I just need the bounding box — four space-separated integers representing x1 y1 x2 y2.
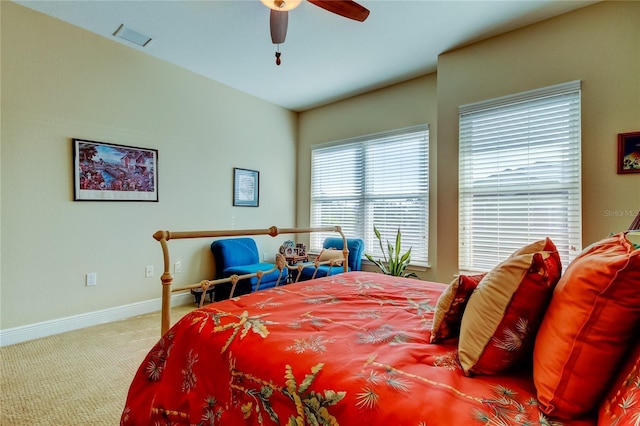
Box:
270 9 288 44
308 0 370 22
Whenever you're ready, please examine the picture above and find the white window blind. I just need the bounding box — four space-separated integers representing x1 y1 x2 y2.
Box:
459 81 582 272
310 125 429 264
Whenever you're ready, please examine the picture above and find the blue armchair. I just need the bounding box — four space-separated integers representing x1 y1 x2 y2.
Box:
296 237 364 281
199 237 287 303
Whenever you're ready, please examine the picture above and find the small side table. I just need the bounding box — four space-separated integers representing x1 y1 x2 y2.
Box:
190 287 214 305
284 255 309 283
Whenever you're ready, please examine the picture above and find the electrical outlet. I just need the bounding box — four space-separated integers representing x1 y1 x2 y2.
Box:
145 265 154 278
86 272 97 286
174 260 182 274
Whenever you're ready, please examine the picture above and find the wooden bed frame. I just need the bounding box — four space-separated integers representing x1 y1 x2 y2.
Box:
152 225 348 334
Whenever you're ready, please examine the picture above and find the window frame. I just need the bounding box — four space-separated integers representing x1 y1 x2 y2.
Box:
458 81 582 272
309 124 430 266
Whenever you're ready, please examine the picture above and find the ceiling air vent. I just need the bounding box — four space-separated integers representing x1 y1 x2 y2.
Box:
113 24 152 47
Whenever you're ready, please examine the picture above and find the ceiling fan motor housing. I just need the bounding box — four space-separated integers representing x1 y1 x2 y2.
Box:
265 0 370 65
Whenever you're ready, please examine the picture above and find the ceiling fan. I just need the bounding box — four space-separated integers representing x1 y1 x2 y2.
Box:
260 0 370 65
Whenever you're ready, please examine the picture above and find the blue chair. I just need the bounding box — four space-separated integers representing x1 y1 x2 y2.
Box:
199 238 287 303
296 237 364 281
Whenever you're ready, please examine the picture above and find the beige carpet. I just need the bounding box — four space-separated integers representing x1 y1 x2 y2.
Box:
0 304 193 425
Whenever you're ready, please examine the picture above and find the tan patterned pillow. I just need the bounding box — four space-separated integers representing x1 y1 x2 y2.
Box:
458 238 561 376
317 248 344 266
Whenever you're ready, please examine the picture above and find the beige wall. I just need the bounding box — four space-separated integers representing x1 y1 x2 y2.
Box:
436 0 639 280
2 1 639 335
299 1 640 283
296 75 439 279
1 2 298 329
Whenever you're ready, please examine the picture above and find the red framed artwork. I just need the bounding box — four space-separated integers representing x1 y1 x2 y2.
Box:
73 139 158 201
617 131 640 174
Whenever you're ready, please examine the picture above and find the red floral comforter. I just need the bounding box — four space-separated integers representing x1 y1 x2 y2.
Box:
121 271 595 425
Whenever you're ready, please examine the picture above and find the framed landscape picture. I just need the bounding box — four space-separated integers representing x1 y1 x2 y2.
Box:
73 139 158 201
233 167 259 207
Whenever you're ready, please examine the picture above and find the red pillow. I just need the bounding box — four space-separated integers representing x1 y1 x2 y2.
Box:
430 274 485 343
458 238 561 376
533 233 640 419
598 336 640 425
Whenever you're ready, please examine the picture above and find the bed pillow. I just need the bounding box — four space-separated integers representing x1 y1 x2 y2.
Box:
597 336 640 426
458 238 561 376
430 273 486 343
317 248 344 265
533 232 640 419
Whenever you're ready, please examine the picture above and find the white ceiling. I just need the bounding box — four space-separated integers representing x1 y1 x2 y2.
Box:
15 0 598 112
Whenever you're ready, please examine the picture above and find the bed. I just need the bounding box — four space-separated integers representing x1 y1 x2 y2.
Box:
121 226 640 426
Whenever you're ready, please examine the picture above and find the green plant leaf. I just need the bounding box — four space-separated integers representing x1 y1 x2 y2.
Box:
400 247 411 264
373 226 388 264
373 226 381 240
364 253 388 275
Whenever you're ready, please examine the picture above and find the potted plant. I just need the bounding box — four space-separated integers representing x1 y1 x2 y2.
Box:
365 226 418 278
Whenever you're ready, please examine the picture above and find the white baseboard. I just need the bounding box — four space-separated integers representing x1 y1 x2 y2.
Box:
0 293 193 347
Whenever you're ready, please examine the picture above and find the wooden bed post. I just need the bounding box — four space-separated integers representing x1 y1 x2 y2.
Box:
153 230 174 335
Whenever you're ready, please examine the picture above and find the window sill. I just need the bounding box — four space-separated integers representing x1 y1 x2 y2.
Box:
361 259 431 271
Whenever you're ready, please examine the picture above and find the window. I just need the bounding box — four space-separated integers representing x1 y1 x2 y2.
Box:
459 81 581 272
310 125 429 264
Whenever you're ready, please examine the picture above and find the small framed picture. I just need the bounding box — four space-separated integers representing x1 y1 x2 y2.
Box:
617 131 640 174
233 168 259 207
73 139 158 201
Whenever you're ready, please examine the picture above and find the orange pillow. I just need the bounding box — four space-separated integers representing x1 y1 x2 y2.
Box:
533 233 640 419
458 238 561 376
430 274 485 343
598 336 640 425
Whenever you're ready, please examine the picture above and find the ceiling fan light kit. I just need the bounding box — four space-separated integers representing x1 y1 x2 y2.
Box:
261 0 303 11
262 0 370 66
261 0 302 12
